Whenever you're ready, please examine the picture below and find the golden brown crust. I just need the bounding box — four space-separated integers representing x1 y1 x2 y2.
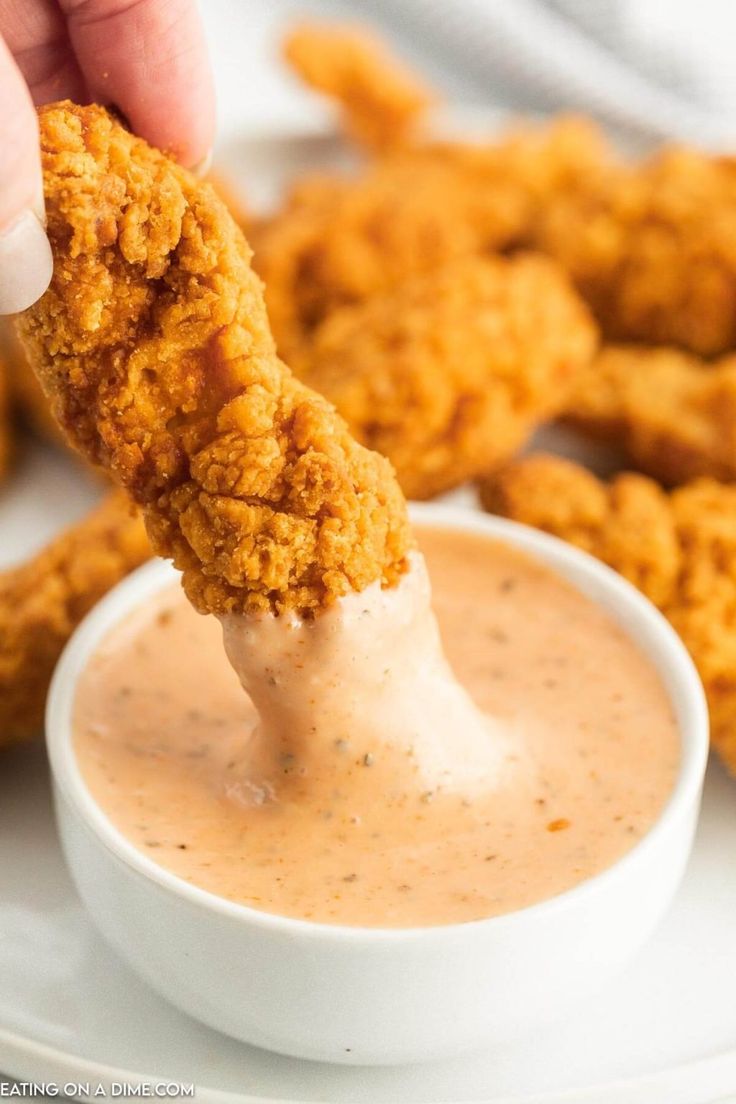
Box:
17 102 412 617
479 453 736 774
301 254 598 499
536 147 736 356
566 344 736 485
0 491 150 748
252 116 611 365
283 23 432 150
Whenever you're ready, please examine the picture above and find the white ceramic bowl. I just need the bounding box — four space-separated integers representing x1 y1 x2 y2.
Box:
46 505 709 1066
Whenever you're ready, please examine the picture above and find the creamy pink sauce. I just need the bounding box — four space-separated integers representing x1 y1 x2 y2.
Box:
74 527 680 927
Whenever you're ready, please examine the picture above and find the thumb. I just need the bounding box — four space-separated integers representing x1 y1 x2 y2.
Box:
0 35 52 315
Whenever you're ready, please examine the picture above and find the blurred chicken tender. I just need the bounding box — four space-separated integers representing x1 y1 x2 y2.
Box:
537 147 736 356
567 344 736 485
253 116 610 365
301 254 598 499
479 453 736 774
284 23 432 149
0 492 150 747
17 102 412 618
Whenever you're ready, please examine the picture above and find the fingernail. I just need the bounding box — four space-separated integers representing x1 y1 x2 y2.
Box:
191 149 213 178
0 209 53 315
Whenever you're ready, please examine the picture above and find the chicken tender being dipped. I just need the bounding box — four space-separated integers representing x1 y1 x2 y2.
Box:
18 102 412 620
479 453 736 775
0 491 150 748
566 344 736 485
283 23 432 150
18 101 505 795
301 254 598 499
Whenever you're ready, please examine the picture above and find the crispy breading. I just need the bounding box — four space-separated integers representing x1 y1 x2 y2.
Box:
252 116 611 364
283 23 432 150
17 102 412 618
0 491 150 747
301 254 597 499
566 344 736 485
479 453 736 773
537 147 736 356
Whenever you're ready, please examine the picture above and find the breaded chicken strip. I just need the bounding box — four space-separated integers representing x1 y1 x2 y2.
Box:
17 102 412 618
283 23 432 150
301 254 597 499
566 344 736 485
479 453 736 773
252 117 610 365
0 491 150 747
537 147 736 357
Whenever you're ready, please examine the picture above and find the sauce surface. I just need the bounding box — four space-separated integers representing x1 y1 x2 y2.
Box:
74 527 680 927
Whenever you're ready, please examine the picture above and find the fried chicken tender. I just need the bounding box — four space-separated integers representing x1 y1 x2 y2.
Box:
17 102 412 618
537 147 736 356
253 116 610 364
479 454 680 607
479 453 736 773
566 344 736 485
283 23 432 150
300 254 598 499
0 491 150 747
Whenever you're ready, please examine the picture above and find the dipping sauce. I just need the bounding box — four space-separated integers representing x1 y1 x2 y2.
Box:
74 527 680 927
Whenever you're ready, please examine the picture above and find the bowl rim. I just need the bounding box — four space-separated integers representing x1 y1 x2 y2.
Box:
47 502 710 943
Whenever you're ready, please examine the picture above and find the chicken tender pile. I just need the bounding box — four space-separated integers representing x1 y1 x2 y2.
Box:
17 102 412 618
284 23 432 150
253 116 610 366
537 147 736 357
0 492 150 747
567 345 736 485
479 454 736 775
301 254 597 499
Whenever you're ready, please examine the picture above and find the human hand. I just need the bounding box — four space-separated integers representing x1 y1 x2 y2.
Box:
0 0 216 314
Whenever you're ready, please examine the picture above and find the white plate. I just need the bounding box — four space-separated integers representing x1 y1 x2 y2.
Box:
2 117 736 1101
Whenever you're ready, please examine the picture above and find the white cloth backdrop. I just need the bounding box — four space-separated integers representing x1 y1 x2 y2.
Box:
201 0 736 149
